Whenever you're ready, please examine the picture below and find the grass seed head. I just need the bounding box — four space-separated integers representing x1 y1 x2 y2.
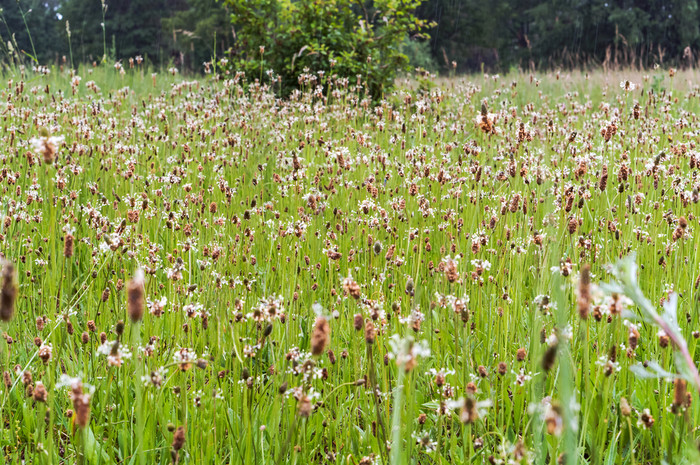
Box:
127 269 145 323
460 396 478 424
0 259 18 322
364 320 376 345
577 264 591 319
542 344 558 372
310 316 330 356
620 397 632 416
63 233 74 258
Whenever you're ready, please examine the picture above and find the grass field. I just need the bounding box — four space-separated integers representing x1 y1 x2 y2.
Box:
1 64 700 464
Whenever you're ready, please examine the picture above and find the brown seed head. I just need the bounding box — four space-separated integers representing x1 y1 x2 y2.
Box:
542 344 558 371
620 397 631 416
298 395 312 417
577 264 591 319
33 382 48 402
460 396 479 424
628 325 640 350
0 259 18 322
126 269 145 323
172 426 186 451
63 234 74 258
640 409 654 428
71 382 91 429
353 313 363 331
310 316 330 356
673 379 688 410
101 287 110 303
364 320 376 344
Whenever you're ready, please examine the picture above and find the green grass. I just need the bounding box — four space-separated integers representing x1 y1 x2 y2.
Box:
0 63 699 464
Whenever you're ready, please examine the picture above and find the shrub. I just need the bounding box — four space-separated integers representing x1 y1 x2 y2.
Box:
223 0 433 99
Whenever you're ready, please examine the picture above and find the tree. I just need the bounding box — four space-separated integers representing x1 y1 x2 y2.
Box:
59 0 105 63
162 0 233 71
0 0 64 65
60 0 184 65
224 0 433 99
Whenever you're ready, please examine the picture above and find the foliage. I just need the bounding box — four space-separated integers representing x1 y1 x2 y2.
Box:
400 35 437 72
5 1 700 73
161 0 233 71
1 0 233 70
59 0 181 65
416 0 700 72
0 0 64 65
223 0 433 98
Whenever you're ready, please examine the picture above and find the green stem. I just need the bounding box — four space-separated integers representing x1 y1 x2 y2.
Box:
390 367 405 465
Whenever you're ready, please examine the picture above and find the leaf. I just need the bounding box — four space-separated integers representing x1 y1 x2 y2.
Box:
83 426 117 465
661 293 681 335
629 361 681 381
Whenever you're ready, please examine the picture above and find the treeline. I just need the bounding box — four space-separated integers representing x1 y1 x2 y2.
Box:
418 0 700 72
1 0 699 73
0 0 233 70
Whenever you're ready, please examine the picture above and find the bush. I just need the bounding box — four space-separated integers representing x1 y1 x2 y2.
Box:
223 0 432 99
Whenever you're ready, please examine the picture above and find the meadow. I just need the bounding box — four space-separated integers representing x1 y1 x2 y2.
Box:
0 63 700 464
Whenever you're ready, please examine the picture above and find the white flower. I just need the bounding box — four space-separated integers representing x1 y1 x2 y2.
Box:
619 80 637 91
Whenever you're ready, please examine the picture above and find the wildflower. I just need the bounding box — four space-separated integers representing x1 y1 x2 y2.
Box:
174 348 197 371
171 426 185 464
298 395 312 417
30 131 64 165
342 274 361 299
447 396 491 424
544 401 563 436
149 296 167 317
59 377 92 429
414 433 437 452
619 80 637 92
32 381 47 402
405 278 415 296
442 255 460 283
577 264 591 319
364 320 376 344
310 316 330 356
0 259 18 322
628 324 640 350
638 409 654 429
387 335 430 372
38 344 52 364
542 344 557 372
620 397 632 416
476 102 497 134
64 233 74 258
97 340 132 367
353 314 363 331
516 348 527 362
126 268 145 322
672 379 689 413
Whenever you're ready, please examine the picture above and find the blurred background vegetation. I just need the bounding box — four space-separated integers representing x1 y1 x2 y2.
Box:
1 0 698 74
